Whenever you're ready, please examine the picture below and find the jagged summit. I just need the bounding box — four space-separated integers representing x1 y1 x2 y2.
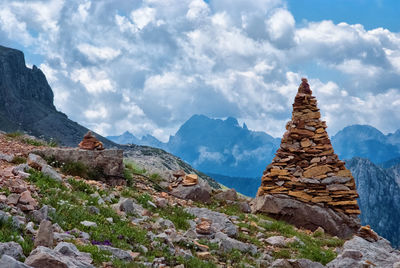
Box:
257 79 360 215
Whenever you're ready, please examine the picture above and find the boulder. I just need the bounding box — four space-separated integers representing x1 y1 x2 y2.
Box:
0 254 32 268
33 148 123 177
0 153 14 162
266 236 287 247
212 232 257 254
34 220 54 248
40 165 62 182
251 194 360 239
25 245 94 268
96 245 133 261
119 198 144 216
271 258 325 268
327 236 400 268
0 242 24 260
185 207 237 237
214 188 238 201
27 154 47 170
54 242 93 264
171 179 211 203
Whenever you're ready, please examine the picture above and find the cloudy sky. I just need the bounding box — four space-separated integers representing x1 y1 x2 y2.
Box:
1 0 399 141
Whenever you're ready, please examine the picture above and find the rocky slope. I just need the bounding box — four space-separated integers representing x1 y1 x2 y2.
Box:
1 132 399 267
122 144 220 189
346 157 400 247
0 45 114 148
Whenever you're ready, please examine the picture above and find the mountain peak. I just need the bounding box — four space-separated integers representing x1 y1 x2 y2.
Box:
225 116 239 126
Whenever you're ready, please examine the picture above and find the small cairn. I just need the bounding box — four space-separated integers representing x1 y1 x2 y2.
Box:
257 78 360 215
78 131 104 150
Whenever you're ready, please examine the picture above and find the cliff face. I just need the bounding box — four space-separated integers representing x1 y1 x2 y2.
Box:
346 157 400 247
0 45 114 147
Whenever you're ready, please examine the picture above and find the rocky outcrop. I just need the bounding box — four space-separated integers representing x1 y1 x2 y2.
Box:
0 45 114 147
327 236 400 268
123 144 220 189
33 148 124 177
251 194 360 239
25 243 94 268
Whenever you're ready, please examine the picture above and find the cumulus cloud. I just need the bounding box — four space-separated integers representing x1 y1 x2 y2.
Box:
0 0 399 141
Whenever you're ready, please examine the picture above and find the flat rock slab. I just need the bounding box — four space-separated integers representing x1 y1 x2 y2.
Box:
33 148 123 177
185 207 237 237
327 236 400 268
251 194 360 239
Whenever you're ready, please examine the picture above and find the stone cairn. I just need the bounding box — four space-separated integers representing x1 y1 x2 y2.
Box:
79 131 104 150
257 78 360 215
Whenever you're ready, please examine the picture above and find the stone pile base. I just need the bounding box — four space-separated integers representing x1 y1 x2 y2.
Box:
251 194 360 239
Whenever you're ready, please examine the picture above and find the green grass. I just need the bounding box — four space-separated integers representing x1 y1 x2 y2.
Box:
5 131 23 138
0 217 34 258
124 161 146 175
61 161 89 178
11 156 26 164
27 171 149 253
75 244 112 265
22 138 46 146
272 249 291 259
157 206 195 230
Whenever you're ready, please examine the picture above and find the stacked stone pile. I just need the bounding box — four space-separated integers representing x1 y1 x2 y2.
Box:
257 78 360 215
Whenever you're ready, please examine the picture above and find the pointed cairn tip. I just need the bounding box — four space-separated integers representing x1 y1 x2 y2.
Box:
298 78 312 95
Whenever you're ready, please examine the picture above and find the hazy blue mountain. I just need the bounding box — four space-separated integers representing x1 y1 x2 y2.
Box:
346 157 400 248
167 115 280 177
110 118 400 177
208 173 260 197
108 131 166 148
107 131 140 145
331 125 400 163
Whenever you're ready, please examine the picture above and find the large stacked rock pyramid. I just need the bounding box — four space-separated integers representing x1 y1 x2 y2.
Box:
252 79 360 238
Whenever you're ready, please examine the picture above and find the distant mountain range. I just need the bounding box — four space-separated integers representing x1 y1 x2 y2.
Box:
108 115 400 177
347 157 400 248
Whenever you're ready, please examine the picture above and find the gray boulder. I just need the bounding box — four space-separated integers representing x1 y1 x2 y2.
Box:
0 254 32 268
185 207 237 237
271 258 325 268
119 198 144 216
171 179 211 203
212 232 257 254
96 245 133 261
251 194 360 239
0 242 24 260
41 165 62 182
327 236 400 268
214 189 237 201
25 245 94 268
54 242 93 265
0 153 14 162
34 220 54 247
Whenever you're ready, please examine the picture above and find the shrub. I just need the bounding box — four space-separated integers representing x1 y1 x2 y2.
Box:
61 161 89 177
11 156 26 164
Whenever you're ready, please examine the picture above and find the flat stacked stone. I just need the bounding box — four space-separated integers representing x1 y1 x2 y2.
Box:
257 78 360 216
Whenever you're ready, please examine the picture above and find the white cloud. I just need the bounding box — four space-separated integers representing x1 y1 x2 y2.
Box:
77 43 121 62
0 0 399 140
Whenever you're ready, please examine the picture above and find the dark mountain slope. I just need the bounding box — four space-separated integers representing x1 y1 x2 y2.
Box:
0 45 114 147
